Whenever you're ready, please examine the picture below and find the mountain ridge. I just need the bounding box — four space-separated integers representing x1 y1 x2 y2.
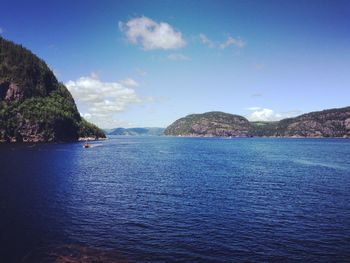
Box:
164 106 350 138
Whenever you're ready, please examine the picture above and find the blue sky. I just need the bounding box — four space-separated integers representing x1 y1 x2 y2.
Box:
1 0 350 128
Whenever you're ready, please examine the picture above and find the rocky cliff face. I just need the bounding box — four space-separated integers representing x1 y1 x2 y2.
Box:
165 107 350 138
0 37 105 142
164 111 251 137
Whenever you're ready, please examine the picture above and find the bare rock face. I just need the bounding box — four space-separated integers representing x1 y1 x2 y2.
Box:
164 111 251 137
6 83 22 101
1 81 23 101
345 118 350 130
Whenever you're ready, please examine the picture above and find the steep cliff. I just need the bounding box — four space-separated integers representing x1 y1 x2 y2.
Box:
0 37 105 142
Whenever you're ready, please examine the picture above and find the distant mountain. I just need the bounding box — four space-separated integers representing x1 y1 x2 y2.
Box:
108 127 165 136
164 107 350 138
0 37 105 142
164 111 251 137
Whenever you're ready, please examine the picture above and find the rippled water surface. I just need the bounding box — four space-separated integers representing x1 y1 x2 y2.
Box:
1 137 350 262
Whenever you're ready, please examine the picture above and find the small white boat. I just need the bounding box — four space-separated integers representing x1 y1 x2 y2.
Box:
83 142 91 148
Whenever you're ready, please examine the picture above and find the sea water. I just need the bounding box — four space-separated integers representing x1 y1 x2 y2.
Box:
0 137 349 262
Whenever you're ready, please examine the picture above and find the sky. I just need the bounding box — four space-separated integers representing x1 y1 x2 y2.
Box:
1 0 350 128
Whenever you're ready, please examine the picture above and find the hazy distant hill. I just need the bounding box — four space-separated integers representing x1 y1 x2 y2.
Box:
165 107 350 138
108 127 165 136
0 37 105 142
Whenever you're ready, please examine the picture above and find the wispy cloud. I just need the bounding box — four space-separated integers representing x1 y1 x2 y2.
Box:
198 34 245 49
199 33 215 48
119 16 186 50
66 74 149 128
167 53 190 61
219 36 245 49
246 107 302 121
0 27 3 34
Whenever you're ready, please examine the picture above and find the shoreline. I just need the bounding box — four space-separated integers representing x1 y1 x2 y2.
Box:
162 134 350 139
78 137 107 141
0 137 107 144
1 135 349 143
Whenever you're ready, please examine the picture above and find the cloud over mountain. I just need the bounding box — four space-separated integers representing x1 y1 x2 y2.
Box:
66 74 144 128
246 107 302 121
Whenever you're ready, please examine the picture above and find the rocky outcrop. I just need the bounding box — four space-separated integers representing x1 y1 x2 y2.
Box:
164 111 251 137
345 118 350 130
0 82 24 102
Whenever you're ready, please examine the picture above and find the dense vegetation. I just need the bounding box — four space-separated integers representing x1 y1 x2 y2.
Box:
0 37 105 142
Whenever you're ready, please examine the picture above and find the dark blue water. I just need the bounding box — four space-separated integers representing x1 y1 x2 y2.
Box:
1 137 350 262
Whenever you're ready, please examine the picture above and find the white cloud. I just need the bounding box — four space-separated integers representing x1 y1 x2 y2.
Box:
248 108 280 121
219 36 245 49
167 53 190 61
119 16 186 50
66 74 146 128
199 33 214 48
0 27 3 34
246 107 302 121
